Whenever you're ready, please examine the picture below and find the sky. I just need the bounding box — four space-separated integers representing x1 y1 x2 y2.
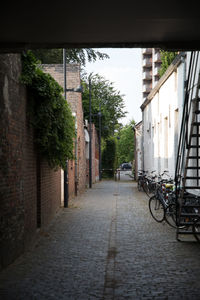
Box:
84 48 143 125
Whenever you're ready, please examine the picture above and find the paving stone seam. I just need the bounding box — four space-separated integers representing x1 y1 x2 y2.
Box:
103 182 119 300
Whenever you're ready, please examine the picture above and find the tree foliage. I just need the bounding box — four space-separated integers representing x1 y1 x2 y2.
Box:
82 73 127 138
115 120 135 167
102 137 116 178
159 51 178 77
32 48 109 66
21 50 75 170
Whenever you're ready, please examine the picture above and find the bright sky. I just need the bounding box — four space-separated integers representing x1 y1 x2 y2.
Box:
84 48 143 125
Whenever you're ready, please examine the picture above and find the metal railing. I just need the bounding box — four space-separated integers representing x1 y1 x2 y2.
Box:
175 51 200 204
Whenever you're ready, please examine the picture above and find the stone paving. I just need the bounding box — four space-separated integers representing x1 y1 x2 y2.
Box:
1 172 200 299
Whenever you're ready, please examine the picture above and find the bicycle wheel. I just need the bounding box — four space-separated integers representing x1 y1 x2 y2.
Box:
147 182 156 198
149 195 165 222
137 179 142 191
150 182 157 195
164 204 177 228
143 181 151 197
192 217 200 242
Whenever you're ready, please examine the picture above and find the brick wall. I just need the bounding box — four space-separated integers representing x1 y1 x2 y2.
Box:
95 127 100 181
76 93 86 194
92 124 99 183
68 160 75 200
85 124 99 185
42 64 87 199
40 159 61 226
0 55 61 269
0 54 27 268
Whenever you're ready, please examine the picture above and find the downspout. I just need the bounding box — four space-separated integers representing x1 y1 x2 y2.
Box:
74 114 78 196
63 49 69 207
89 75 92 188
99 103 102 181
142 110 145 172
132 126 136 180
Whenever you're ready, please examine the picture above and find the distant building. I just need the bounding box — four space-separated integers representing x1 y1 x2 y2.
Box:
142 48 162 101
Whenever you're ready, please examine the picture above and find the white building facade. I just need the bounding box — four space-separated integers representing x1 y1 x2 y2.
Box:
140 52 186 178
134 121 143 179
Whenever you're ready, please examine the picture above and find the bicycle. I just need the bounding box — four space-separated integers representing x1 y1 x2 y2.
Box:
144 170 157 197
137 170 157 197
148 172 177 226
137 170 146 192
193 216 200 242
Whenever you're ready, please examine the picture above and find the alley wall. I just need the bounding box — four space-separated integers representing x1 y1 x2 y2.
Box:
0 54 61 269
42 64 87 199
141 53 185 178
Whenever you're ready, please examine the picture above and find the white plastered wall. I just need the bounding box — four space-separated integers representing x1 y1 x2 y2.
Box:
143 57 185 178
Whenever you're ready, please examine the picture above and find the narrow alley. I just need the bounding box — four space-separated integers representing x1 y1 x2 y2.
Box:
1 173 200 300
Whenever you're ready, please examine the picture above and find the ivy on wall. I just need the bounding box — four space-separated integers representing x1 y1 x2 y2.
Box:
21 51 75 170
159 51 178 77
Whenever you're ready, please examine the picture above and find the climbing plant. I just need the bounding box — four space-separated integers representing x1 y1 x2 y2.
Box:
21 50 75 170
159 51 178 77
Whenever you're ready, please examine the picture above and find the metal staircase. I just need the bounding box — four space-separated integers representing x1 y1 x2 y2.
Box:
175 51 200 241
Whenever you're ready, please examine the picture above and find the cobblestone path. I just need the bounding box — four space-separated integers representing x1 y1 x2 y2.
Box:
1 173 200 299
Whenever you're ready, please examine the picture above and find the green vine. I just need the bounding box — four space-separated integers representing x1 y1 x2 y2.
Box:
21 50 75 170
159 51 178 77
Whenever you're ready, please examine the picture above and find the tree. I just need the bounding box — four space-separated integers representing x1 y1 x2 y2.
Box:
82 73 127 138
159 51 178 77
115 120 135 167
32 48 109 66
102 137 116 178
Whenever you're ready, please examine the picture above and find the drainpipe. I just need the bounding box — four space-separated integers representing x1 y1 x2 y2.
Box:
74 114 78 196
142 110 145 172
63 49 69 207
75 140 78 195
89 74 92 188
98 102 102 181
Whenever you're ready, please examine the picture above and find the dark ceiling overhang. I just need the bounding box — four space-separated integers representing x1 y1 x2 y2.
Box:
1 1 200 52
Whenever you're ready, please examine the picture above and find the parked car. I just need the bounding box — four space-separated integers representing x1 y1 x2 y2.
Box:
120 163 132 170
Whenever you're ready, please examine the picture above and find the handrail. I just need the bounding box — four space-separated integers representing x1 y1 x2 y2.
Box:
175 51 200 203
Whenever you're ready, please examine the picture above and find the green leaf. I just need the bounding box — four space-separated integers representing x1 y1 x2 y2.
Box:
21 50 75 170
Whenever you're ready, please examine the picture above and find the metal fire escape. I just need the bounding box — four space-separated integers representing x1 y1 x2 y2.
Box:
175 51 200 241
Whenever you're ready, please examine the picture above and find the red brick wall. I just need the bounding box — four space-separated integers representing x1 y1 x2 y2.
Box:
42 64 87 198
23 122 37 248
85 124 99 185
0 54 27 268
76 94 86 194
95 127 100 180
68 159 75 200
40 159 61 226
0 54 62 269
92 124 99 183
